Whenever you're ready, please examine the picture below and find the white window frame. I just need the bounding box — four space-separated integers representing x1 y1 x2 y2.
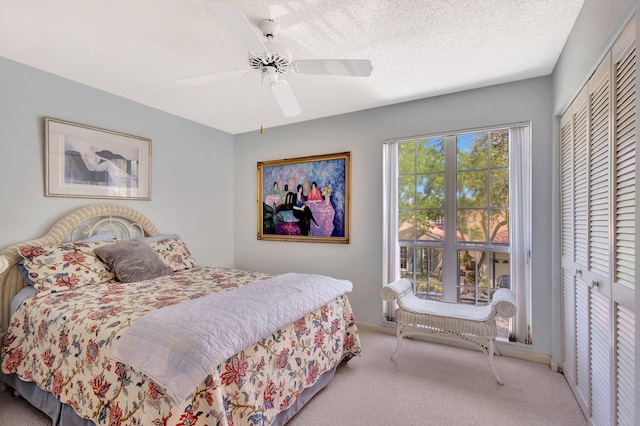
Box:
383 123 532 343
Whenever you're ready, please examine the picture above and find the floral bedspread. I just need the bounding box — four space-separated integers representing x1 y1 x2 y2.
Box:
1 267 361 425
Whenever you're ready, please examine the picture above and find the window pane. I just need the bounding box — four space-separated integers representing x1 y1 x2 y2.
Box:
490 130 509 168
415 280 428 293
415 247 444 300
398 211 415 241
458 249 490 305
417 174 444 208
457 132 488 170
415 281 444 300
416 210 444 241
417 138 445 173
398 141 416 175
400 246 408 271
398 176 415 209
400 246 414 280
457 209 488 242
492 252 510 290
416 247 443 282
429 283 443 299
490 170 509 208
459 250 478 287
490 209 509 244
457 171 488 208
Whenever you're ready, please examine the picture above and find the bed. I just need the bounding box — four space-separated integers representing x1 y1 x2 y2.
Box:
0 204 360 425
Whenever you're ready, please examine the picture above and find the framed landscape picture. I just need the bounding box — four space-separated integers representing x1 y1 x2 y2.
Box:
257 152 351 243
45 118 151 200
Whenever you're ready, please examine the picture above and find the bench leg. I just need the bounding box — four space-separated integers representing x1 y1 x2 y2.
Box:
487 340 503 385
391 326 404 361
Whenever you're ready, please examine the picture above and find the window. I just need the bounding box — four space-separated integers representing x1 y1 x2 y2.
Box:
384 125 531 342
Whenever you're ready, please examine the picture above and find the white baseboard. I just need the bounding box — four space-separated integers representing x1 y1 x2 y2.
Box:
357 321 555 370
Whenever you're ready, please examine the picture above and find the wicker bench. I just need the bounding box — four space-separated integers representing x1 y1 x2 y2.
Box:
380 279 517 385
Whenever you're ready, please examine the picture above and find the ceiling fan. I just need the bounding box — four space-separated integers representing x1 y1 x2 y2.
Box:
175 1 374 118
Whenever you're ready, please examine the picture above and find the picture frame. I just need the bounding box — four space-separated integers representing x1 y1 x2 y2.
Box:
257 151 351 243
45 118 151 200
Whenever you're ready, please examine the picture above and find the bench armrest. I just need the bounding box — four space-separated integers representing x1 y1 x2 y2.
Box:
491 288 517 318
380 278 413 302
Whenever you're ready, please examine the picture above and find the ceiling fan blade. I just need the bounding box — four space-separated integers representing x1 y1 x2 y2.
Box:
208 2 269 55
175 70 251 86
270 80 301 117
291 59 373 77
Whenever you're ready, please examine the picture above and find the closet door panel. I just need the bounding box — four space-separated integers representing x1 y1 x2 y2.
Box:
561 115 574 262
586 52 611 291
572 96 589 269
560 16 635 425
560 87 590 414
560 107 578 393
615 304 635 425
613 17 636 294
575 278 591 411
611 17 636 425
590 290 612 425
562 267 577 386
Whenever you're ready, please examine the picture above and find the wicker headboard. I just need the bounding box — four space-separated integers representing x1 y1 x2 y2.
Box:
0 204 159 335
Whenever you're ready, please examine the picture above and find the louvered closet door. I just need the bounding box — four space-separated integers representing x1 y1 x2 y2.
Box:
611 17 636 426
561 52 613 425
560 109 577 389
560 88 589 402
587 52 613 426
560 86 588 413
560 15 636 426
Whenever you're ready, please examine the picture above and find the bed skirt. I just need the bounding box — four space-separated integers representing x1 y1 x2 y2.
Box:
0 358 343 426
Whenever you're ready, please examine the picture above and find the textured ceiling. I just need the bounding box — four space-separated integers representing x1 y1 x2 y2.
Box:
0 1 584 135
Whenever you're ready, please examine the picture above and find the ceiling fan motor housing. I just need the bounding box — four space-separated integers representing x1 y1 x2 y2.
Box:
248 19 292 74
248 43 291 73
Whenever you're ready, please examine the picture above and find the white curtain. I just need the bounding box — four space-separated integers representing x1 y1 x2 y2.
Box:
382 142 400 321
509 126 532 343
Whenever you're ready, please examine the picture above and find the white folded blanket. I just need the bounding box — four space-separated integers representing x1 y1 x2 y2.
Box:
110 272 353 404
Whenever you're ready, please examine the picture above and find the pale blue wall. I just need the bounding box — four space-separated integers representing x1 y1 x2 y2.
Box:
0 57 235 267
552 0 635 113
234 77 555 357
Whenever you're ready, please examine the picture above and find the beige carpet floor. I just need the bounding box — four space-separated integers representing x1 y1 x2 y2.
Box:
0 328 586 426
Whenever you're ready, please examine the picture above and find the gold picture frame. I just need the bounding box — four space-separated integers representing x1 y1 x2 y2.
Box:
45 118 151 200
257 152 351 243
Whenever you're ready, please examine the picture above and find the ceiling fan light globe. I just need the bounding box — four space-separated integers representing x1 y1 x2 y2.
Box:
261 66 279 84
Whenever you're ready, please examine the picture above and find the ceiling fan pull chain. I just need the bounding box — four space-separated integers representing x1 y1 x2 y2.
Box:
260 71 265 134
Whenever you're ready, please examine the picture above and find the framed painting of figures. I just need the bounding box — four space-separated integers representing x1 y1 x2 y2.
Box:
257 152 351 243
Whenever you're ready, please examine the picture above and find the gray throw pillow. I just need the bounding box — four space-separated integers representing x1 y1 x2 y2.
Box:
94 239 170 283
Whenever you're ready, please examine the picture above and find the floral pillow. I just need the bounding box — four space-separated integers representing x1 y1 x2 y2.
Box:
148 237 197 272
19 239 119 293
17 231 118 286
